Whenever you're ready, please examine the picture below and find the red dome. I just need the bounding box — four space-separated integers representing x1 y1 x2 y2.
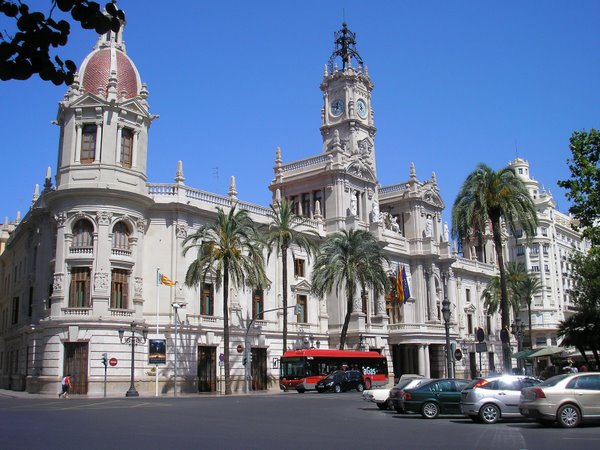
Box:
80 48 140 99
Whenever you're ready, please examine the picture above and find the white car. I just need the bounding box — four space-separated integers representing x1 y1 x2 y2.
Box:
362 386 392 410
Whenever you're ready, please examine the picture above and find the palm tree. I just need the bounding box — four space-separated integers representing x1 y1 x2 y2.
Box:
482 262 527 319
182 206 267 395
515 274 543 348
265 198 318 353
452 163 538 372
311 229 389 349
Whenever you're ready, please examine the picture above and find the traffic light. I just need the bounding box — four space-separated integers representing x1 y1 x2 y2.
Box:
248 352 253 363
101 353 108 367
242 356 247 366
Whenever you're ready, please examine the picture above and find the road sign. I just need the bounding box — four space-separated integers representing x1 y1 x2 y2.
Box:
454 348 463 361
475 342 488 353
109 357 118 367
236 345 243 353
219 353 224 361
476 327 485 343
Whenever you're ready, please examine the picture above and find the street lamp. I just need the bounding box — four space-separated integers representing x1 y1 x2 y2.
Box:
441 296 452 378
359 334 366 352
119 321 149 397
171 302 185 398
511 317 526 373
511 317 525 352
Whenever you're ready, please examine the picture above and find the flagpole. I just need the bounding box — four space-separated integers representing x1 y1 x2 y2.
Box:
156 268 160 397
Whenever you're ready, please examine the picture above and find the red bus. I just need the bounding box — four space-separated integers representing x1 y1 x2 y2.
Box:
279 349 389 393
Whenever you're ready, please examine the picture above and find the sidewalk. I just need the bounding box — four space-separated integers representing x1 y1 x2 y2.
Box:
0 388 282 399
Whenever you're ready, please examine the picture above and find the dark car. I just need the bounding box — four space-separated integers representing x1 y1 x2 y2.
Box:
316 370 366 393
389 377 431 413
403 378 471 418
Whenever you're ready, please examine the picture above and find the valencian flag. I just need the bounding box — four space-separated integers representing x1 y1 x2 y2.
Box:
401 265 411 303
396 265 405 303
159 273 176 287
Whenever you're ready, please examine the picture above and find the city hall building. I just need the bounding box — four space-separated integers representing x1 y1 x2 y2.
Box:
0 22 582 395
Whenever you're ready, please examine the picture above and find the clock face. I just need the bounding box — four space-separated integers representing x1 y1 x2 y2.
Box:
356 99 368 118
330 99 345 117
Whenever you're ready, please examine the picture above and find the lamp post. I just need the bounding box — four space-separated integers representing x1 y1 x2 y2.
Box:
359 334 366 352
171 302 184 398
511 317 525 373
441 296 452 378
119 321 149 397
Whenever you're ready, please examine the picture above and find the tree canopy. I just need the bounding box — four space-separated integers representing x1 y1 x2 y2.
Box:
0 1 124 85
557 129 600 246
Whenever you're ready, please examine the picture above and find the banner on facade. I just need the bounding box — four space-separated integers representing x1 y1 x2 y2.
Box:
149 339 167 365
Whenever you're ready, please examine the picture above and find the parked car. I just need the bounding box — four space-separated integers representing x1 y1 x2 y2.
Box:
520 372 600 428
460 375 542 424
402 378 471 419
363 374 425 410
389 377 431 413
362 386 392 409
316 370 366 393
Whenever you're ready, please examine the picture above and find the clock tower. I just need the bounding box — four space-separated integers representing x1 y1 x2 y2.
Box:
320 22 377 178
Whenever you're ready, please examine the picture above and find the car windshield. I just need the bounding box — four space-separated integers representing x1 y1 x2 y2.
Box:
539 374 571 387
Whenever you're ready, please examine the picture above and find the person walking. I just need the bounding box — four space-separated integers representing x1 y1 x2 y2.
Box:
59 374 72 399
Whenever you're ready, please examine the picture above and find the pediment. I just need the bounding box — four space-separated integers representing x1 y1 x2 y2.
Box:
346 158 376 182
464 303 477 314
119 98 152 118
291 279 312 292
421 187 445 209
68 92 106 108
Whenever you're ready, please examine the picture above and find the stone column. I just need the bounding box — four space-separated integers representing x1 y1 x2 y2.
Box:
418 344 426 377
423 344 431 377
50 212 68 317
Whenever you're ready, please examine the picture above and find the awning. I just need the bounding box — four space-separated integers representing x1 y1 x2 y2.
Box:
529 346 566 358
512 349 537 359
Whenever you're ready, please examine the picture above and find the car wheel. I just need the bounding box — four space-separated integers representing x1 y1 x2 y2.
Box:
557 404 581 428
421 401 440 419
395 406 405 414
334 384 341 393
357 383 365 392
376 402 388 410
479 403 500 424
296 388 305 394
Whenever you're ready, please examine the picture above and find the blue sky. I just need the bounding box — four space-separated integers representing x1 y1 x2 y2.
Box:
1 1 599 227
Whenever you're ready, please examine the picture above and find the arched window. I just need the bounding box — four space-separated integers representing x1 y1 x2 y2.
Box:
112 222 130 250
72 219 94 248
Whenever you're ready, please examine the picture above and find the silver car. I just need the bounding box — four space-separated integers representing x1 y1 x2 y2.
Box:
460 375 541 424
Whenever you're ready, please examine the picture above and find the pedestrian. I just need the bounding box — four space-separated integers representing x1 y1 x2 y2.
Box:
59 374 72 399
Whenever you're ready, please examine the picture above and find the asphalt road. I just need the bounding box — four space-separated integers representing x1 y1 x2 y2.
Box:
1 391 600 450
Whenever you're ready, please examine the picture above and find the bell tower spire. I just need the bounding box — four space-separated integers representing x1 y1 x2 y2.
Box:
320 22 377 177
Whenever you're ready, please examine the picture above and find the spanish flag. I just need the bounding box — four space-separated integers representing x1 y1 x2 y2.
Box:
160 273 176 287
396 265 405 303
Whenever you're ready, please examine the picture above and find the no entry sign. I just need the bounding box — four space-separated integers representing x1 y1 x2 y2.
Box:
109 357 118 367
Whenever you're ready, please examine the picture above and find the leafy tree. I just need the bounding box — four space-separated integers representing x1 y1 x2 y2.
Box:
452 163 538 372
558 248 600 369
557 129 600 246
182 207 267 395
311 229 389 350
0 1 124 85
265 198 318 354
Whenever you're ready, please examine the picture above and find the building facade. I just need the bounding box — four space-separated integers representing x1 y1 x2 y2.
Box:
1 22 523 395
506 158 590 357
